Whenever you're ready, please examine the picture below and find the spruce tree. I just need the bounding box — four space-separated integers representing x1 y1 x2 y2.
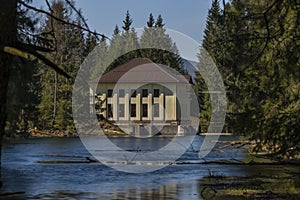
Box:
122 10 132 31
38 0 85 132
196 0 223 132
4 5 40 135
90 35 108 79
84 31 98 57
38 0 66 129
140 14 183 73
155 14 165 28
113 25 120 35
200 0 300 158
106 11 139 71
147 13 155 27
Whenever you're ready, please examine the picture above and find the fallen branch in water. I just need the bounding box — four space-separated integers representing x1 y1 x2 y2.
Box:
0 192 26 196
216 140 253 149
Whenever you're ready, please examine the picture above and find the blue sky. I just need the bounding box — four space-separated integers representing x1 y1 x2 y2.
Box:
31 0 213 43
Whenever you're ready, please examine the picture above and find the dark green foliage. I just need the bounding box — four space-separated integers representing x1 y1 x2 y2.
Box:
155 14 165 28
140 15 183 73
147 13 155 27
5 1 40 135
113 25 120 35
122 10 133 31
89 35 108 79
5 58 40 135
197 0 300 158
106 13 184 74
195 0 222 132
37 0 85 133
194 70 211 133
84 31 98 57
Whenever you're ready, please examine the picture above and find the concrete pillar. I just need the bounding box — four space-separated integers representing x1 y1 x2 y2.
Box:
89 87 95 114
113 93 118 121
160 93 164 121
148 93 153 121
136 92 141 120
124 91 129 121
102 93 106 117
177 125 184 136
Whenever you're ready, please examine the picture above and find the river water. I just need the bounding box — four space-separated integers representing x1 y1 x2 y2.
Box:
1 136 254 199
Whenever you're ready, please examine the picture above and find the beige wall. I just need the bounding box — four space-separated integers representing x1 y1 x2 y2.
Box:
91 83 189 123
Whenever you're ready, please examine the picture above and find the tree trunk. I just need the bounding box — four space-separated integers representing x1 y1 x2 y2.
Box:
0 0 18 187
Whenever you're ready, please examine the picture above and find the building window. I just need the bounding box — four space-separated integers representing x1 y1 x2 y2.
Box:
154 89 160 98
107 104 113 118
153 103 159 117
142 104 148 117
142 89 148 97
130 104 136 117
119 104 124 118
131 89 136 97
107 89 113 97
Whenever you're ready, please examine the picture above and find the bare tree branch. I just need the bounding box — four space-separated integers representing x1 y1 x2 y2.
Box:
16 42 71 78
19 1 110 40
65 0 90 31
17 42 54 52
45 0 53 13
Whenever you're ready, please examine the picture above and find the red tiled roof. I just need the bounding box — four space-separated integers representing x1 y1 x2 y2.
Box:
90 58 191 84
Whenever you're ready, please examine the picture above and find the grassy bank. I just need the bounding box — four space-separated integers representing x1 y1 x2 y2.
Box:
199 164 300 199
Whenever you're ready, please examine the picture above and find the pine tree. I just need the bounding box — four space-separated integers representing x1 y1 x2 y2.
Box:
90 35 108 79
4 4 40 135
106 11 140 71
140 14 183 73
84 31 98 57
113 25 120 35
237 0 300 157
38 0 66 129
155 14 165 28
122 10 132 31
202 0 222 54
54 16 85 132
38 0 85 132
195 0 223 132
6 59 39 134
147 13 155 27
201 0 300 158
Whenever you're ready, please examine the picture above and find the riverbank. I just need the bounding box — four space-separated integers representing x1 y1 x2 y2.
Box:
198 154 300 199
199 165 300 199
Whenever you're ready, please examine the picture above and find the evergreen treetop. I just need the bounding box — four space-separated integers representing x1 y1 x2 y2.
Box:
155 14 165 28
113 25 120 35
122 10 133 31
147 13 155 27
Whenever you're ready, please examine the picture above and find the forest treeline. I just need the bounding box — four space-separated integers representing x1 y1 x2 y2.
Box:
196 0 299 158
5 1 183 135
5 0 299 159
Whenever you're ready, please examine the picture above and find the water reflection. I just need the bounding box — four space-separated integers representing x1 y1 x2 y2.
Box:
1 137 247 199
1 182 201 200
111 184 181 200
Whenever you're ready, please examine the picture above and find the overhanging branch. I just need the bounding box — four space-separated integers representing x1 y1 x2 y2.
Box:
15 43 71 79
239 0 279 73
65 0 90 32
19 0 110 40
17 42 54 53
